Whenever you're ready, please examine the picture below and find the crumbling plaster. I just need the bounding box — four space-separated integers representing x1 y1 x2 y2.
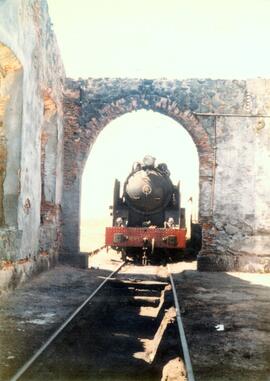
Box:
0 0 64 291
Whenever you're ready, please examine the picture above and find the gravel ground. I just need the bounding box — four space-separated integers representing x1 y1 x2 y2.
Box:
170 264 270 381
0 250 270 381
0 251 122 381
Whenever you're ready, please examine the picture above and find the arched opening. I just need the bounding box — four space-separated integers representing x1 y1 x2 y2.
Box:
0 42 23 228
62 81 214 263
80 110 199 253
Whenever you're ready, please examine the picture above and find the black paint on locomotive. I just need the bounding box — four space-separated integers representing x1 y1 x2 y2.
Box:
111 155 184 229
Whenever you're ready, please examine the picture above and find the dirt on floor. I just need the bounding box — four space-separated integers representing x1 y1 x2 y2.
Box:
0 249 270 381
20 271 186 381
170 264 270 381
0 253 121 381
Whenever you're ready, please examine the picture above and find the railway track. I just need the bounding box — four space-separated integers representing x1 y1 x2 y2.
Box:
9 261 195 381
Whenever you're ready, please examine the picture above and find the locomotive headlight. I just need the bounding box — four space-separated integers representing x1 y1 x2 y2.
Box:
142 184 152 195
167 217 175 227
143 155 155 167
116 217 124 226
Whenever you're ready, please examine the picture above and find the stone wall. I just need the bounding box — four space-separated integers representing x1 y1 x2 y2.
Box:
0 0 64 291
63 78 270 272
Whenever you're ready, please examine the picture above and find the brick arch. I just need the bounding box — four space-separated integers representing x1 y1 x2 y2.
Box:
82 94 215 217
94 98 208 145
62 82 215 262
82 95 213 170
0 42 23 228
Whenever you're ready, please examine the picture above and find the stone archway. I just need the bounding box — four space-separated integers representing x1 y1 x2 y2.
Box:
62 79 215 266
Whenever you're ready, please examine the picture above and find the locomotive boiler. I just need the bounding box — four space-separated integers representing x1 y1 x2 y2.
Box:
105 155 186 263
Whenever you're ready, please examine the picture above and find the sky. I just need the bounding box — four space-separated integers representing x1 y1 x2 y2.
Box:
48 0 270 79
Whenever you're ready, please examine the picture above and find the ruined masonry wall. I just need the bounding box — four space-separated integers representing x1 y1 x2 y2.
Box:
63 78 270 272
0 0 65 291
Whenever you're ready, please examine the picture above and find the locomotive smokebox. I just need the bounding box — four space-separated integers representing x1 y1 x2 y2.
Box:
124 168 173 214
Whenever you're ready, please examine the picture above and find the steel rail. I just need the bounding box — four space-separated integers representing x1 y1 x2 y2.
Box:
167 265 195 381
9 261 126 381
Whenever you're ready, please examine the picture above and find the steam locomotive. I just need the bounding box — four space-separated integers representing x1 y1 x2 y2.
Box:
105 155 186 263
